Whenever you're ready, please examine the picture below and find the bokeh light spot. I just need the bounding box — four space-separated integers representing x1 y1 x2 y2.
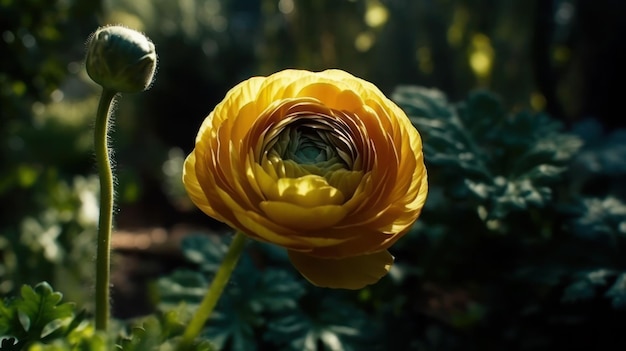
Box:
355 32 375 52
365 1 388 28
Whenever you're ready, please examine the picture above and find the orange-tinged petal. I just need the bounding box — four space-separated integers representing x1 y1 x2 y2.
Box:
182 152 217 218
255 70 310 105
260 200 347 230
234 209 352 248
295 83 364 112
232 211 312 250
288 250 394 289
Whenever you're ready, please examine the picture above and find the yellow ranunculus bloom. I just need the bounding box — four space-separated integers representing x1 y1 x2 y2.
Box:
183 69 427 289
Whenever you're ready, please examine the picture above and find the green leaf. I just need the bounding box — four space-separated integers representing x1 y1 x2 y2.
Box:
116 308 215 351
562 269 615 303
265 297 379 351
392 86 583 220
24 331 111 351
117 317 161 351
158 234 306 351
180 234 229 273
157 270 208 307
0 282 76 347
14 282 74 337
0 301 16 337
570 197 626 242
204 268 305 351
605 273 626 309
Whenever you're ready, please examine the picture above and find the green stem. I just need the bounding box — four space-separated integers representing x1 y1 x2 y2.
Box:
94 88 117 331
177 231 248 350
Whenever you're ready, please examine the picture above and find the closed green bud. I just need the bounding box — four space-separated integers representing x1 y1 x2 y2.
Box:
86 25 157 93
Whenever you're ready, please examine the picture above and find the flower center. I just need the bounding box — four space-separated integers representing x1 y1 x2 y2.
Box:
268 115 357 172
258 112 365 201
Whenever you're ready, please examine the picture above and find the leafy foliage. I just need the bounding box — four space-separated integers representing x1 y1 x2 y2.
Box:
155 234 381 351
0 282 81 349
388 86 626 349
115 307 214 351
2 0 626 348
266 296 380 351
393 86 582 221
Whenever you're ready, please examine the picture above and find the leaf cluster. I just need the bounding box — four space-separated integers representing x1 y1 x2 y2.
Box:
155 234 381 351
0 282 88 350
393 87 582 221
387 86 626 349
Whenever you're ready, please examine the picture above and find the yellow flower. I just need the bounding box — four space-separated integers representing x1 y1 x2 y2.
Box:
183 69 427 289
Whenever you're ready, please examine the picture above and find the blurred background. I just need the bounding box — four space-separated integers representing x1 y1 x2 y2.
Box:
2 0 626 350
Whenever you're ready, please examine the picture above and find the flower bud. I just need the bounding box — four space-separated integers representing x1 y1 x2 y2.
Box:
86 25 157 93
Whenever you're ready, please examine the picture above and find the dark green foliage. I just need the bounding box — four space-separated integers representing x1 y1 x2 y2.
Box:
2 0 626 349
393 86 582 220
389 86 626 350
0 282 82 349
266 296 380 351
570 197 626 240
155 235 379 351
116 308 213 351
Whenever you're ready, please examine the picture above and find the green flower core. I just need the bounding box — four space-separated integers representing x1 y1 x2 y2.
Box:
260 113 365 200
267 115 357 173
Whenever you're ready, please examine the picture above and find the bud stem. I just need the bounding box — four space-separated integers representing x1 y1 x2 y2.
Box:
177 231 248 350
94 88 117 331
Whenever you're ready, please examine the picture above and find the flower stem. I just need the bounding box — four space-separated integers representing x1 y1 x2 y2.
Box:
94 88 117 331
177 231 248 350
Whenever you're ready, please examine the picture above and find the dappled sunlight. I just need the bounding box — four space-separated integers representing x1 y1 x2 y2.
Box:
2 0 626 349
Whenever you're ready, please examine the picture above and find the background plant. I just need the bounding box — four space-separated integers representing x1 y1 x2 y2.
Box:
2 0 626 350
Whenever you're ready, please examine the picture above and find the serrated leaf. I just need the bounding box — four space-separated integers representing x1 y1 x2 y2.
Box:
571 197 626 241
393 85 582 220
250 270 306 312
157 270 208 307
0 301 14 337
117 318 163 351
181 234 230 273
0 338 20 351
562 269 615 303
204 308 258 351
0 282 76 347
25 331 110 351
203 268 305 351
159 304 193 339
266 297 379 351
572 119 626 176
392 86 453 122
160 234 306 351
14 283 74 337
605 273 626 309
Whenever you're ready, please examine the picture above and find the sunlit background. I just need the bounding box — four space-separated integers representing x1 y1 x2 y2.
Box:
2 0 626 349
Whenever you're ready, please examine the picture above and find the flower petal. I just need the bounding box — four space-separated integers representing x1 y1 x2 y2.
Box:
288 250 394 289
182 151 217 218
260 201 347 230
275 175 345 207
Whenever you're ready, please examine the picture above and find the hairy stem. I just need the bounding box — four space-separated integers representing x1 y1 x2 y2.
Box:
177 231 248 350
94 88 117 331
